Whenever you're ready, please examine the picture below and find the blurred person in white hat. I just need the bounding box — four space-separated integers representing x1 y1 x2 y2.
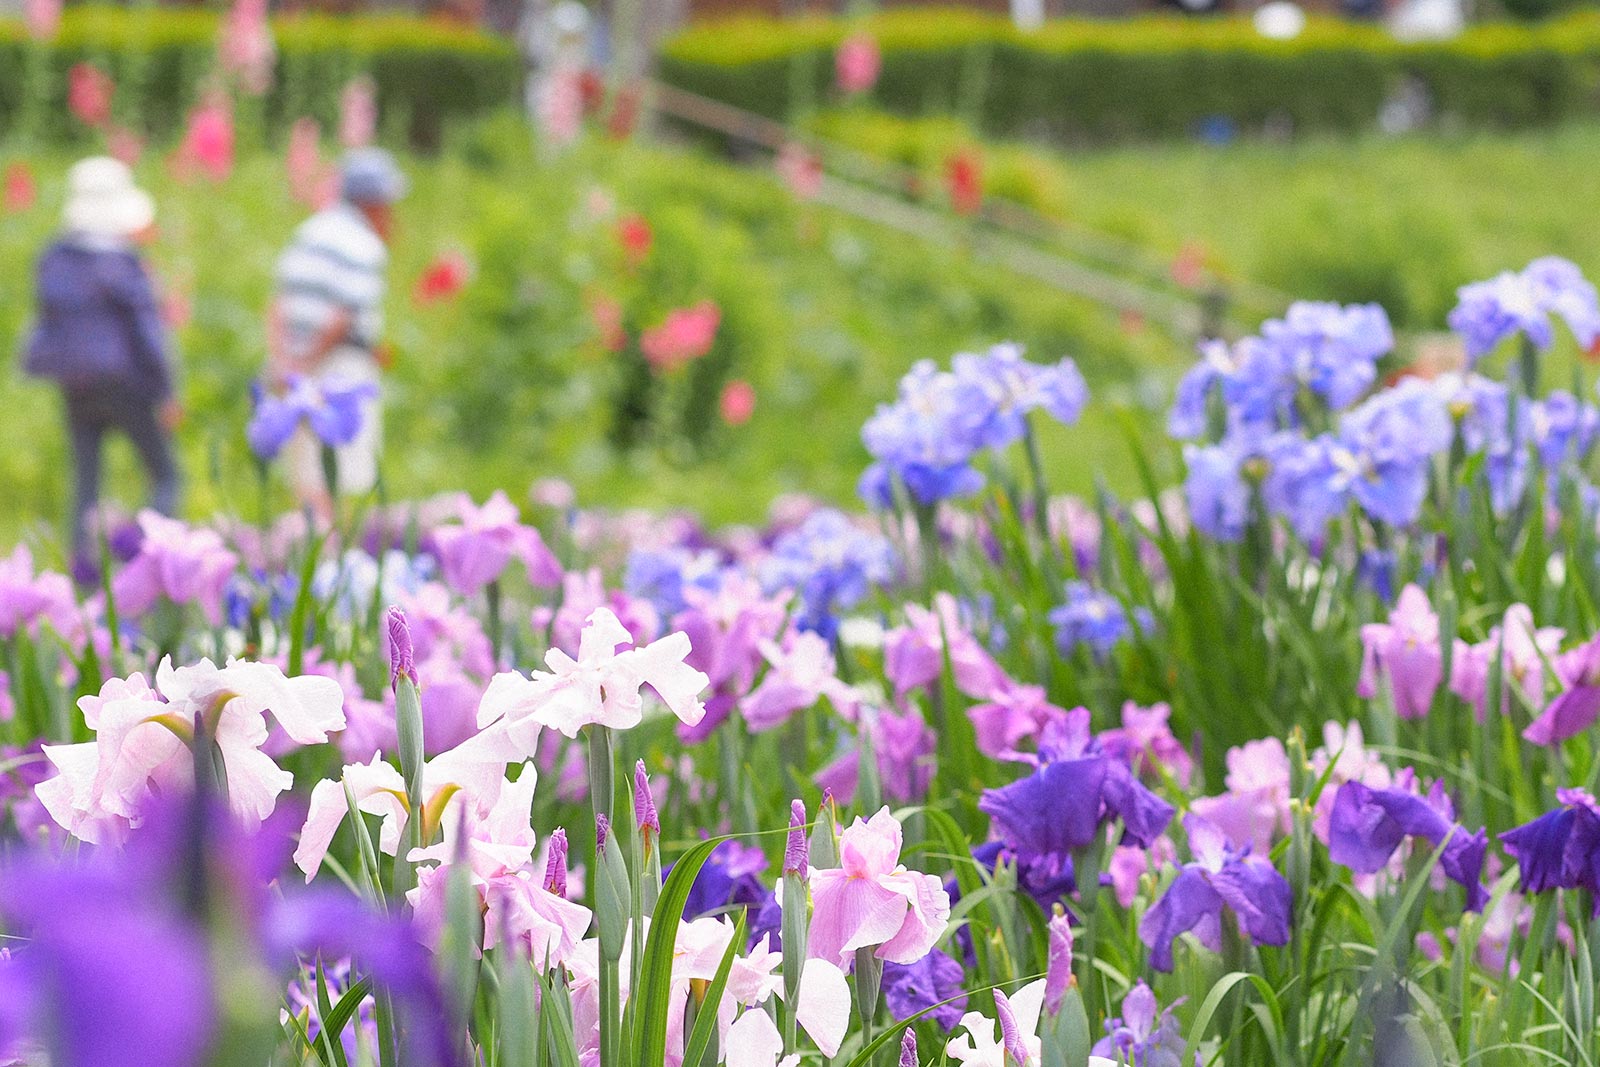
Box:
266 147 407 521
23 157 181 577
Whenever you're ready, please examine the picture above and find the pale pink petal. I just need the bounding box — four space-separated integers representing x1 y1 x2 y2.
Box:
725 1009 784 1067
795 958 851 1057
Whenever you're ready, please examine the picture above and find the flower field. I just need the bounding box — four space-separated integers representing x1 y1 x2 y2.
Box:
5 235 1600 1066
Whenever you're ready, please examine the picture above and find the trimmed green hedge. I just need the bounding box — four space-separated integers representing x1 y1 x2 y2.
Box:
659 10 1600 142
0 7 519 147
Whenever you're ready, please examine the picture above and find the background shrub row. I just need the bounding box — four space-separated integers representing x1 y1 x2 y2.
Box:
0 7 520 148
659 9 1600 143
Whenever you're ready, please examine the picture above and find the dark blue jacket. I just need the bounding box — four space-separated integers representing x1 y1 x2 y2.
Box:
24 237 174 401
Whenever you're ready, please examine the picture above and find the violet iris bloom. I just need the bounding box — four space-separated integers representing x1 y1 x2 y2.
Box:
1328 780 1489 910
1261 299 1393 411
247 375 378 460
858 360 988 508
1092 982 1186 1067
679 839 770 921
1499 787 1600 909
950 342 1089 449
881 948 969 1032
1448 256 1600 363
760 509 896 640
1140 814 1292 972
1048 581 1151 661
978 712 1174 880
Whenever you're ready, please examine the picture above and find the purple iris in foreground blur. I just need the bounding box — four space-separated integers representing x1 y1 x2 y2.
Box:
1328 779 1488 911
978 709 1174 878
760 509 895 639
881 948 969 1031
677 839 770 922
0 794 461 1067
1499 788 1600 909
1140 814 1292 972
1448 256 1600 364
247 375 379 461
1048 581 1151 660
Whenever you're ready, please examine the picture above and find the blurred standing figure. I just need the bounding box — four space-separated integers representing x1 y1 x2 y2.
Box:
267 147 405 520
24 157 180 570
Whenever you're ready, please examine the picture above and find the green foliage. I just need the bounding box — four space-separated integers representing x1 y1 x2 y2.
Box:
661 9 1600 144
0 6 518 147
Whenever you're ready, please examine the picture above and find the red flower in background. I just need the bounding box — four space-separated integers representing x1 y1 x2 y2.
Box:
776 142 823 201
617 213 652 268
606 85 642 141
589 294 627 353
4 163 36 214
641 301 721 373
577 69 606 116
172 96 234 183
413 251 471 306
68 63 113 129
944 149 984 217
835 33 881 95
719 380 756 426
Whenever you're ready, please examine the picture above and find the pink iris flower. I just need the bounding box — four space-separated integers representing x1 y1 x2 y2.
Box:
742 630 858 732
431 490 563 597
111 511 238 626
1357 584 1444 719
806 807 951 969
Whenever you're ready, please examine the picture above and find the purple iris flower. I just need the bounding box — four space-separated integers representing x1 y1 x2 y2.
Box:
1499 788 1600 909
623 547 725 619
1182 442 1253 542
1532 389 1600 471
951 342 1088 449
760 509 896 639
1048 581 1151 660
677 839 770 921
1092 981 1187 1067
1434 372 1530 514
978 713 1174 879
881 948 969 1032
247 375 379 461
859 360 988 507
1448 256 1600 363
1168 336 1294 443
1140 814 1292 972
1261 300 1393 411
1328 779 1489 911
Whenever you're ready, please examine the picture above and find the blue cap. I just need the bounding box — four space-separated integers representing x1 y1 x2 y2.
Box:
340 148 408 205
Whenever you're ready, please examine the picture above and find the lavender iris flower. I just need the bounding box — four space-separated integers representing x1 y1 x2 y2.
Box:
677 839 770 921
881 948 969 1031
623 547 725 619
1448 256 1600 363
1092 981 1187 1067
1434 373 1530 515
1328 779 1489 911
248 375 379 461
1168 336 1293 442
951 342 1089 449
760 509 895 639
978 713 1174 879
1261 300 1394 411
1531 389 1600 471
1499 788 1600 909
1048 581 1151 660
859 360 988 507
1182 442 1252 542
1140 814 1292 972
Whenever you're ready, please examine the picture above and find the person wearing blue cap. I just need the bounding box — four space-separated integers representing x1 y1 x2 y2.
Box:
266 147 407 519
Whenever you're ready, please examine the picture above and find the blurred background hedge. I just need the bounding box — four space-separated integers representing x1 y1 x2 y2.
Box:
659 9 1600 143
0 7 520 147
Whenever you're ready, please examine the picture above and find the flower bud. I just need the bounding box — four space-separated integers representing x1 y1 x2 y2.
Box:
784 798 808 876
385 606 418 690
544 827 569 899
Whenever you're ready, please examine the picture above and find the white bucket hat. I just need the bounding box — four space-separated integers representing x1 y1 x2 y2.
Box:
62 156 155 239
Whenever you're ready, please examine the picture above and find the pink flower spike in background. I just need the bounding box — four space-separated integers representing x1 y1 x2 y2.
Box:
776 142 824 201
173 95 235 183
720 380 756 426
68 63 114 129
641 301 721 373
3 163 35 214
219 0 275 96
24 0 61 40
835 33 881 95
339 75 378 148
